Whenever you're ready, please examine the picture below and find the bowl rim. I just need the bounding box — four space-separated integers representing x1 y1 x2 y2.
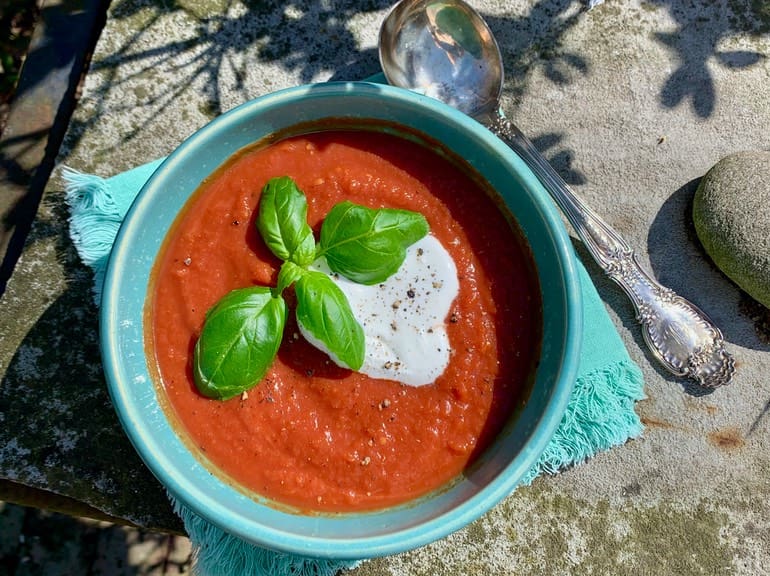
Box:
100 80 582 559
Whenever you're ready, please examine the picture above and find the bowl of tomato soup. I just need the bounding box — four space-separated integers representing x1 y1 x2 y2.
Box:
101 81 581 559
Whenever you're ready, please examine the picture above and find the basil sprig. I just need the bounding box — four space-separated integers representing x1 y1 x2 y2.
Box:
192 176 429 400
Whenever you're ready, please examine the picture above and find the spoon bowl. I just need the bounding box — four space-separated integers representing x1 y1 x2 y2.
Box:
379 0 735 388
379 0 502 118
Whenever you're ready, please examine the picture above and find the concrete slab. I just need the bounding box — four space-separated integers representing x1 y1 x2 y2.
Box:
0 0 110 293
1 0 769 574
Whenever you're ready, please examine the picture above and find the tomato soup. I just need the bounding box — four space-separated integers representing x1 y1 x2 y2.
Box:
147 126 542 512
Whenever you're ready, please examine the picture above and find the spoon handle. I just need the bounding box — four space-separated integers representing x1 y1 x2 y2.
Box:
488 114 735 388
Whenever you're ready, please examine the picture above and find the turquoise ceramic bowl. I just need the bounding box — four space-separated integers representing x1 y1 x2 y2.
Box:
101 81 581 559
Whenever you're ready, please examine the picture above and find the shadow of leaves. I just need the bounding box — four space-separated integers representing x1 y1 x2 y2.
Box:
651 0 768 118
57 0 391 161
531 132 586 185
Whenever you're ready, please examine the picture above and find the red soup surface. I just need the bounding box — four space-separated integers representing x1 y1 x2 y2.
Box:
148 127 542 512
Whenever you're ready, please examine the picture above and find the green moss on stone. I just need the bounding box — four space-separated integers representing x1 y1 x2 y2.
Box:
198 99 220 118
348 482 741 575
177 0 230 20
693 151 770 309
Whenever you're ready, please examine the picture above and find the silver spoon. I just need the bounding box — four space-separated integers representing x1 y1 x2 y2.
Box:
379 0 735 388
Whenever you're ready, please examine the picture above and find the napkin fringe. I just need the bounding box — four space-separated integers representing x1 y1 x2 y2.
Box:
522 359 645 484
62 167 120 304
169 495 360 576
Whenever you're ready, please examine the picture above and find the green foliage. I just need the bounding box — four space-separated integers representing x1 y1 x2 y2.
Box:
0 0 39 103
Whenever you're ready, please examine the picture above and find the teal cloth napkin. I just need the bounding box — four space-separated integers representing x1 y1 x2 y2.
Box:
63 159 645 576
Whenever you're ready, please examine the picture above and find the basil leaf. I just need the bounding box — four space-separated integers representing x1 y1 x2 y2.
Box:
193 286 287 400
294 270 364 370
319 201 429 284
257 176 316 266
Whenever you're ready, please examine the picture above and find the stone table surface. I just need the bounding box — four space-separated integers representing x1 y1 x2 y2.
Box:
1 0 770 573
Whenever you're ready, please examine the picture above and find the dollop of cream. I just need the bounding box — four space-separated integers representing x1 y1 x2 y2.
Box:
299 235 459 386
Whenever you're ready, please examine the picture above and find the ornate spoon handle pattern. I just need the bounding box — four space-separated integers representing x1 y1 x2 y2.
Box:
488 114 735 388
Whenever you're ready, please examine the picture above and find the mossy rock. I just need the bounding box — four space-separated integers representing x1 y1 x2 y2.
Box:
693 151 770 309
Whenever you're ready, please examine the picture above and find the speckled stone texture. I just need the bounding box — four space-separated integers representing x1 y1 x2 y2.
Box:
1 0 770 574
694 151 770 309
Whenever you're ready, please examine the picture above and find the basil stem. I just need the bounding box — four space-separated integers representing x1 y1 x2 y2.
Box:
275 260 307 295
193 286 287 400
318 201 429 285
257 176 316 266
294 270 365 371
